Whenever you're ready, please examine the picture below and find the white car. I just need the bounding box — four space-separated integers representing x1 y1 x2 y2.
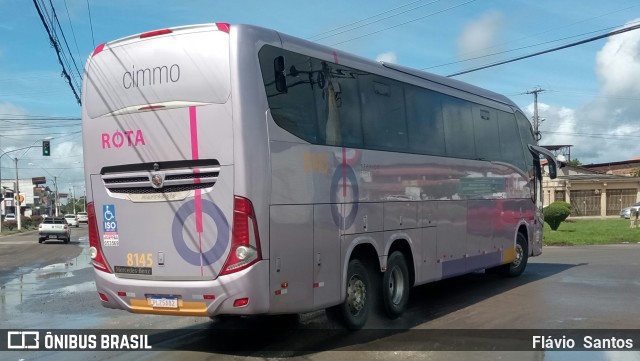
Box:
64 214 79 227
77 212 88 224
621 202 640 219
4 213 16 221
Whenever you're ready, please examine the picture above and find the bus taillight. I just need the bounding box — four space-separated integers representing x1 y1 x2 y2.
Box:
139 29 172 38
88 202 112 273
216 23 230 33
220 196 262 275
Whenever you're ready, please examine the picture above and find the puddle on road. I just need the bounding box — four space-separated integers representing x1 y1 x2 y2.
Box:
0 236 95 317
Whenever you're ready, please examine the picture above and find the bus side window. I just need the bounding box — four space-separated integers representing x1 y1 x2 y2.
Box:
405 85 445 156
310 60 363 148
472 105 500 161
497 110 526 171
442 94 475 159
515 111 536 176
258 47 319 144
359 74 407 152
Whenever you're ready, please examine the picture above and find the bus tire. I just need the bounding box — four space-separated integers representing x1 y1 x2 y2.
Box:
500 232 528 277
382 251 410 319
326 259 372 330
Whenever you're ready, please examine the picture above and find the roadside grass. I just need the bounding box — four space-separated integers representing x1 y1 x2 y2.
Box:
544 218 640 245
0 225 39 236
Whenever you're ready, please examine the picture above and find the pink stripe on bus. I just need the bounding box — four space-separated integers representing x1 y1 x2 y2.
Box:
189 106 204 276
333 50 339 64
189 106 199 160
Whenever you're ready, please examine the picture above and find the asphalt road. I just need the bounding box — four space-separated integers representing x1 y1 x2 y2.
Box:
1 229 640 361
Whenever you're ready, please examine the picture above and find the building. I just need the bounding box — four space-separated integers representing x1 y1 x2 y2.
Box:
543 163 640 217
582 158 640 177
0 178 53 217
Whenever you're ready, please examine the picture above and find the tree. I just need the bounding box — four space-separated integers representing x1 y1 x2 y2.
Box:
565 158 581 166
543 201 572 231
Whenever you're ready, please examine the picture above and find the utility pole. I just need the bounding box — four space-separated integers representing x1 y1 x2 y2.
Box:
70 186 76 215
15 157 20 230
54 176 59 217
526 87 545 141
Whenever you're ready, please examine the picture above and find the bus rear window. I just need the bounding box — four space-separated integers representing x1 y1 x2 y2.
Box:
85 29 230 118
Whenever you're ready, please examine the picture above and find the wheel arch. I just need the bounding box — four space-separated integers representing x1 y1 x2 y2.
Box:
516 221 531 255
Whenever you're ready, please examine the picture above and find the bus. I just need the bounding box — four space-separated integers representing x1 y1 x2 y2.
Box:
82 23 558 329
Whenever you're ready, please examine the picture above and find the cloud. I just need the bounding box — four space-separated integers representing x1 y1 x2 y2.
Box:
375 51 397 64
530 19 640 164
595 19 640 96
457 11 503 60
527 102 577 143
0 102 28 116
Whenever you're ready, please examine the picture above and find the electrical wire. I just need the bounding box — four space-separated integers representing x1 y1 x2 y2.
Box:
312 0 445 42
330 0 477 46
86 0 95 49
63 0 83 67
308 0 427 40
438 4 640 69
32 0 82 105
447 22 640 77
424 20 640 71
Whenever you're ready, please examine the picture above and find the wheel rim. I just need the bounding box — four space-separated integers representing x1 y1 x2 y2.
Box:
347 274 366 316
387 266 405 305
513 242 524 268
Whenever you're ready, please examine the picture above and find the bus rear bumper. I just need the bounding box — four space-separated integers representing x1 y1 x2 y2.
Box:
93 261 270 317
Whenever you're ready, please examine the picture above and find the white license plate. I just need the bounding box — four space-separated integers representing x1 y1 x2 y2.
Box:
149 297 178 308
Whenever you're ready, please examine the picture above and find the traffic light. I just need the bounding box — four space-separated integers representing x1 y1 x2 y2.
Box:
42 140 50 156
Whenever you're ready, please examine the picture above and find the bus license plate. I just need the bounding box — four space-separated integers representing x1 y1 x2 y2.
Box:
149 297 178 308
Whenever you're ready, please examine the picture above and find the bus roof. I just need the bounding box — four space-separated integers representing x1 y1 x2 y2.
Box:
380 62 518 108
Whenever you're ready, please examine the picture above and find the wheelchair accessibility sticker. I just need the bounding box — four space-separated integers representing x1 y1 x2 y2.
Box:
102 204 119 246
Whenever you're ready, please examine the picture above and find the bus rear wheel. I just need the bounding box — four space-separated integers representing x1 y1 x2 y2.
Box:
326 258 372 330
382 251 410 319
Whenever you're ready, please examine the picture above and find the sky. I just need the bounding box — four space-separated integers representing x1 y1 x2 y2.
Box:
1 0 640 193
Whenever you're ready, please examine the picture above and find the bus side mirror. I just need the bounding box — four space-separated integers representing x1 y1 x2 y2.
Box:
528 145 558 179
274 56 288 93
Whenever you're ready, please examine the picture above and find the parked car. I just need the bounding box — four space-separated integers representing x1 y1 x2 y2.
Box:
620 202 640 219
64 214 79 228
77 212 88 224
38 217 71 244
4 213 16 221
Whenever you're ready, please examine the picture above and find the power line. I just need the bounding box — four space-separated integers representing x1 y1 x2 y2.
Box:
424 20 640 71
63 0 83 66
308 0 426 40
47 0 83 90
312 0 445 42
431 4 640 70
86 0 95 49
32 0 82 105
542 130 640 141
447 22 640 77
330 0 477 46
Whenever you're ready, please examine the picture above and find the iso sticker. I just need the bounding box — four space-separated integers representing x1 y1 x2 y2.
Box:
103 204 118 232
103 204 119 246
